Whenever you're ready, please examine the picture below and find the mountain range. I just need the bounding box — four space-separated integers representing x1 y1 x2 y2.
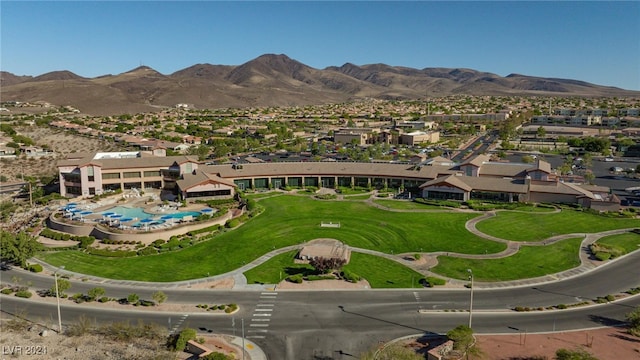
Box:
1 53 638 116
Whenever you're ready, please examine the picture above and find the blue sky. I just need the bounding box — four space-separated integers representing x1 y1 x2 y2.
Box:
2 1 639 90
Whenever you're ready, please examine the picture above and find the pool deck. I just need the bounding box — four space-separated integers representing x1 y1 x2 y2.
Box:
53 191 224 240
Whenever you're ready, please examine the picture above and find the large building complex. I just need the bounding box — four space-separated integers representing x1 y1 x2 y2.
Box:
57 152 619 211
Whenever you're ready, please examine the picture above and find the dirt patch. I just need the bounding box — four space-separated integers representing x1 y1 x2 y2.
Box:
0 322 245 360
470 327 640 360
177 277 235 290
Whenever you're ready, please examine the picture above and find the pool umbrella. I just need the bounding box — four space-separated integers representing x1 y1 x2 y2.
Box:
109 213 123 226
140 218 154 231
200 208 214 213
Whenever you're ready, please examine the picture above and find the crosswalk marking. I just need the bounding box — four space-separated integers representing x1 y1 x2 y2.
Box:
247 335 265 339
251 318 270 322
254 308 273 312
256 303 274 307
253 313 272 317
250 324 269 327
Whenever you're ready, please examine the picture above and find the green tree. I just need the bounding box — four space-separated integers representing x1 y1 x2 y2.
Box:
537 126 547 139
173 327 197 351
152 290 167 304
447 325 474 351
87 287 105 301
0 231 43 268
187 144 210 161
50 278 71 297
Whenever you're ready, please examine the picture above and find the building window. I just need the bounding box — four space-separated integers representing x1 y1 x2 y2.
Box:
87 166 95 182
123 171 141 179
143 170 161 177
102 173 121 179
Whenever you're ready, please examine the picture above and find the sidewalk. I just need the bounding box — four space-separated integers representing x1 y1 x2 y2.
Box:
230 335 268 360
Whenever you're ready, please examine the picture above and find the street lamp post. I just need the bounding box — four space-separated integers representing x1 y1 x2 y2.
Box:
55 265 65 333
467 268 474 329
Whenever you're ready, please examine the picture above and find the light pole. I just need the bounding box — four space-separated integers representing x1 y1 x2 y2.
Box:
467 268 474 329
241 318 245 360
55 265 65 333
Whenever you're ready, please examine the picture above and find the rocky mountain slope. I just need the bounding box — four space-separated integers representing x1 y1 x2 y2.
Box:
2 53 638 115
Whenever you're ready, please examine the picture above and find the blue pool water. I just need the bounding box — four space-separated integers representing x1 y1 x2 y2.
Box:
102 206 202 223
103 206 154 220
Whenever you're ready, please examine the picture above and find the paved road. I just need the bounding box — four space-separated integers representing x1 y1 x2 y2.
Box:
3 247 640 359
3 287 639 360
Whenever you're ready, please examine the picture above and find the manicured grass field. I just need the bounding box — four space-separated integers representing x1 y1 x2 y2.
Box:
244 250 309 284
342 252 424 288
38 195 504 282
373 199 447 210
475 211 640 242
342 194 372 200
244 250 425 288
596 232 640 254
431 237 584 281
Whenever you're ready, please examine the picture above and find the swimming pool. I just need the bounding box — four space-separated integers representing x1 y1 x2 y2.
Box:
102 206 202 221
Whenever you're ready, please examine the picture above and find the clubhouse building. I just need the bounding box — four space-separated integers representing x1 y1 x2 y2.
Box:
57 151 619 211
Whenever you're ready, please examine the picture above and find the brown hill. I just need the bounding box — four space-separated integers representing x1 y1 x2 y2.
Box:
1 53 638 115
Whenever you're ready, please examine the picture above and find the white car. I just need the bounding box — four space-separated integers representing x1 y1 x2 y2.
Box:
604 157 614 162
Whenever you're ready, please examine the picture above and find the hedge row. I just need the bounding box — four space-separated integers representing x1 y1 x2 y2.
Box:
40 228 95 248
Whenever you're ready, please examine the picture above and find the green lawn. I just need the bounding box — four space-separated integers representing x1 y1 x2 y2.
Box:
244 251 425 288
431 237 584 281
373 199 447 210
244 250 310 284
342 252 424 288
475 211 640 241
596 232 640 254
38 195 504 282
342 194 372 200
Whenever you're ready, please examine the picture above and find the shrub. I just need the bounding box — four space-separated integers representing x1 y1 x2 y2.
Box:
287 274 303 283
421 276 446 287
594 252 611 261
341 269 361 283
1 288 13 295
225 219 240 228
556 304 567 309
98 296 110 303
15 290 32 298
202 352 234 360
137 246 158 256
87 287 105 301
138 299 155 307
27 264 43 273
127 293 139 305
173 328 197 351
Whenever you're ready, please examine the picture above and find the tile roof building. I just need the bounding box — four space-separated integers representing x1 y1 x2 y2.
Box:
57 152 619 210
